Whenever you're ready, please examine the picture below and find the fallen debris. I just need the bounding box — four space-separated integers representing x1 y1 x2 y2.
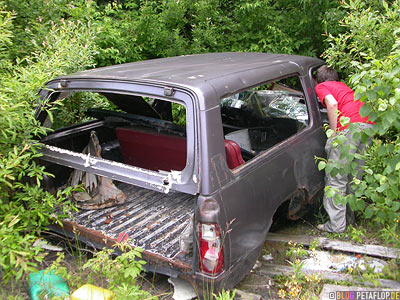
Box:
252 260 262 271
261 254 274 262
257 264 400 289
71 284 114 300
266 233 400 259
33 238 63 252
302 250 388 273
168 277 197 300
28 270 69 300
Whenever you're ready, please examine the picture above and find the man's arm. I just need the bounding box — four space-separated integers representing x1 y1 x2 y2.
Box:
324 94 338 133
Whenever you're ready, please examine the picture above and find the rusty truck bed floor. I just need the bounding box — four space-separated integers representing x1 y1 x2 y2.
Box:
66 183 195 263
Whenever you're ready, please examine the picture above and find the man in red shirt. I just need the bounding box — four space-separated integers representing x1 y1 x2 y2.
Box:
315 65 373 233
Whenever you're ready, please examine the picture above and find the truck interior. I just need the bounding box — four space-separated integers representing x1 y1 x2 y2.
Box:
39 91 196 271
220 76 309 165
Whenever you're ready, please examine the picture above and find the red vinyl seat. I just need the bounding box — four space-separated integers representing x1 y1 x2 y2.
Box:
116 127 244 171
116 127 187 171
224 140 245 169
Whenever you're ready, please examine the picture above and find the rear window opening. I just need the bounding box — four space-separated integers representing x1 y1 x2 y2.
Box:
41 91 188 174
39 90 196 268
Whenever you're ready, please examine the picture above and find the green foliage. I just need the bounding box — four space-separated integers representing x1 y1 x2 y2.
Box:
48 243 152 299
379 216 400 248
3 0 97 62
323 0 400 77
0 1 13 68
319 0 400 238
277 242 322 299
87 0 341 66
1 0 398 288
231 0 339 56
50 92 117 129
213 289 236 300
286 242 308 261
82 243 151 300
0 2 97 282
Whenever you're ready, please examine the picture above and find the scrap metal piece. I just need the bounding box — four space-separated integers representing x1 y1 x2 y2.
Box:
168 277 196 300
70 131 127 210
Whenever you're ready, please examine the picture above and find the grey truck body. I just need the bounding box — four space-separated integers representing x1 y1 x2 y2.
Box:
36 52 326 293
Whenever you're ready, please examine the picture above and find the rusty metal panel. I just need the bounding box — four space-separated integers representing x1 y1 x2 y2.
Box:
67 183 195 263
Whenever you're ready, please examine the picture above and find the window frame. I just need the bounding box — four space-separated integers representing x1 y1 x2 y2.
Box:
37 79 200 195
220 73 313 174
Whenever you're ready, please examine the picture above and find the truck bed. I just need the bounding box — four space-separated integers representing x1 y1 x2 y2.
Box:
59 183 195 266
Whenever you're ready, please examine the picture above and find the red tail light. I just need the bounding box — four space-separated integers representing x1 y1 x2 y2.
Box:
198 223 224 276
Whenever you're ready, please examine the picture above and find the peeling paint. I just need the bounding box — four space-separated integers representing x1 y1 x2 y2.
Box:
170 170 183 184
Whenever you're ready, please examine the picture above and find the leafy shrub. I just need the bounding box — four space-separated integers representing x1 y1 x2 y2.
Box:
3 0 97 62
0 6 97 281
82 243 151 300
320 0 400 235
323 0 400 76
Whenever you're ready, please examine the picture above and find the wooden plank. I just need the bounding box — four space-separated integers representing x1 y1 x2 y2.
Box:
266 233 400 260
257 264 400 289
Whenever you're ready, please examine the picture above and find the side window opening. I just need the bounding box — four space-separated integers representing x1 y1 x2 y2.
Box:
42 91 188 174
311 67 329 124
220 76 309 169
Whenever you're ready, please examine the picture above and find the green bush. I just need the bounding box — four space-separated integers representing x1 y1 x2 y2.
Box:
0 4 97 281
320 0 400 237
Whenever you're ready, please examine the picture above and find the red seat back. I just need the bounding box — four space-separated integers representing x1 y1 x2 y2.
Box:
116 127 187 171
116 128 244 172
224 140 245 169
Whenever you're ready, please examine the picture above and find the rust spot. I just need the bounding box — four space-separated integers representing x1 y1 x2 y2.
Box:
105 215 112 224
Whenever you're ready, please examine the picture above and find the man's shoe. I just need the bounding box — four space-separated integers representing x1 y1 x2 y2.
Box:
317 223 346 233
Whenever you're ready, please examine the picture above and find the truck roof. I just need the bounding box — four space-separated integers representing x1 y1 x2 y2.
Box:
53 52 323 99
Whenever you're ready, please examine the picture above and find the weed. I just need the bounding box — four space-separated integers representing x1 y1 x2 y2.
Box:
379 216 400 248
82 241 152 299
309 238 320 252
346 225 366 244
382 259 400 281
276 242 323 300
286 242 308 261
213 289 236 300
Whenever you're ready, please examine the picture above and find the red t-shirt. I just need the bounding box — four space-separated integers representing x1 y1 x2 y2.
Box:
315 81 372 131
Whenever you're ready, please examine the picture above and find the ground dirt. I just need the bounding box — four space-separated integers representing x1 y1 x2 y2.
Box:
5 207 398 300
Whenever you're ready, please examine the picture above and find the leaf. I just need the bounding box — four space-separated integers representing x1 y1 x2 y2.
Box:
318 161 326 171
391 201 400 212
359 104 372 118
356 199 365 211
326 129 334 138
325 187 335 199
339 116 350 127
364 207 374 218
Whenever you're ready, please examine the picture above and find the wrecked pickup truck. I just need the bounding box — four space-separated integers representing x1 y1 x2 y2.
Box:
35 52 327 294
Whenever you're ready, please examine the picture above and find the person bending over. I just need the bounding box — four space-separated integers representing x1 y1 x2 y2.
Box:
314 65 373 233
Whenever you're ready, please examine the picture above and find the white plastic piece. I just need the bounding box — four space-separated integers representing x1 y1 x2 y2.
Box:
201 224 217 240
168 277 197 300
261 254 274 261
33 239 63 251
